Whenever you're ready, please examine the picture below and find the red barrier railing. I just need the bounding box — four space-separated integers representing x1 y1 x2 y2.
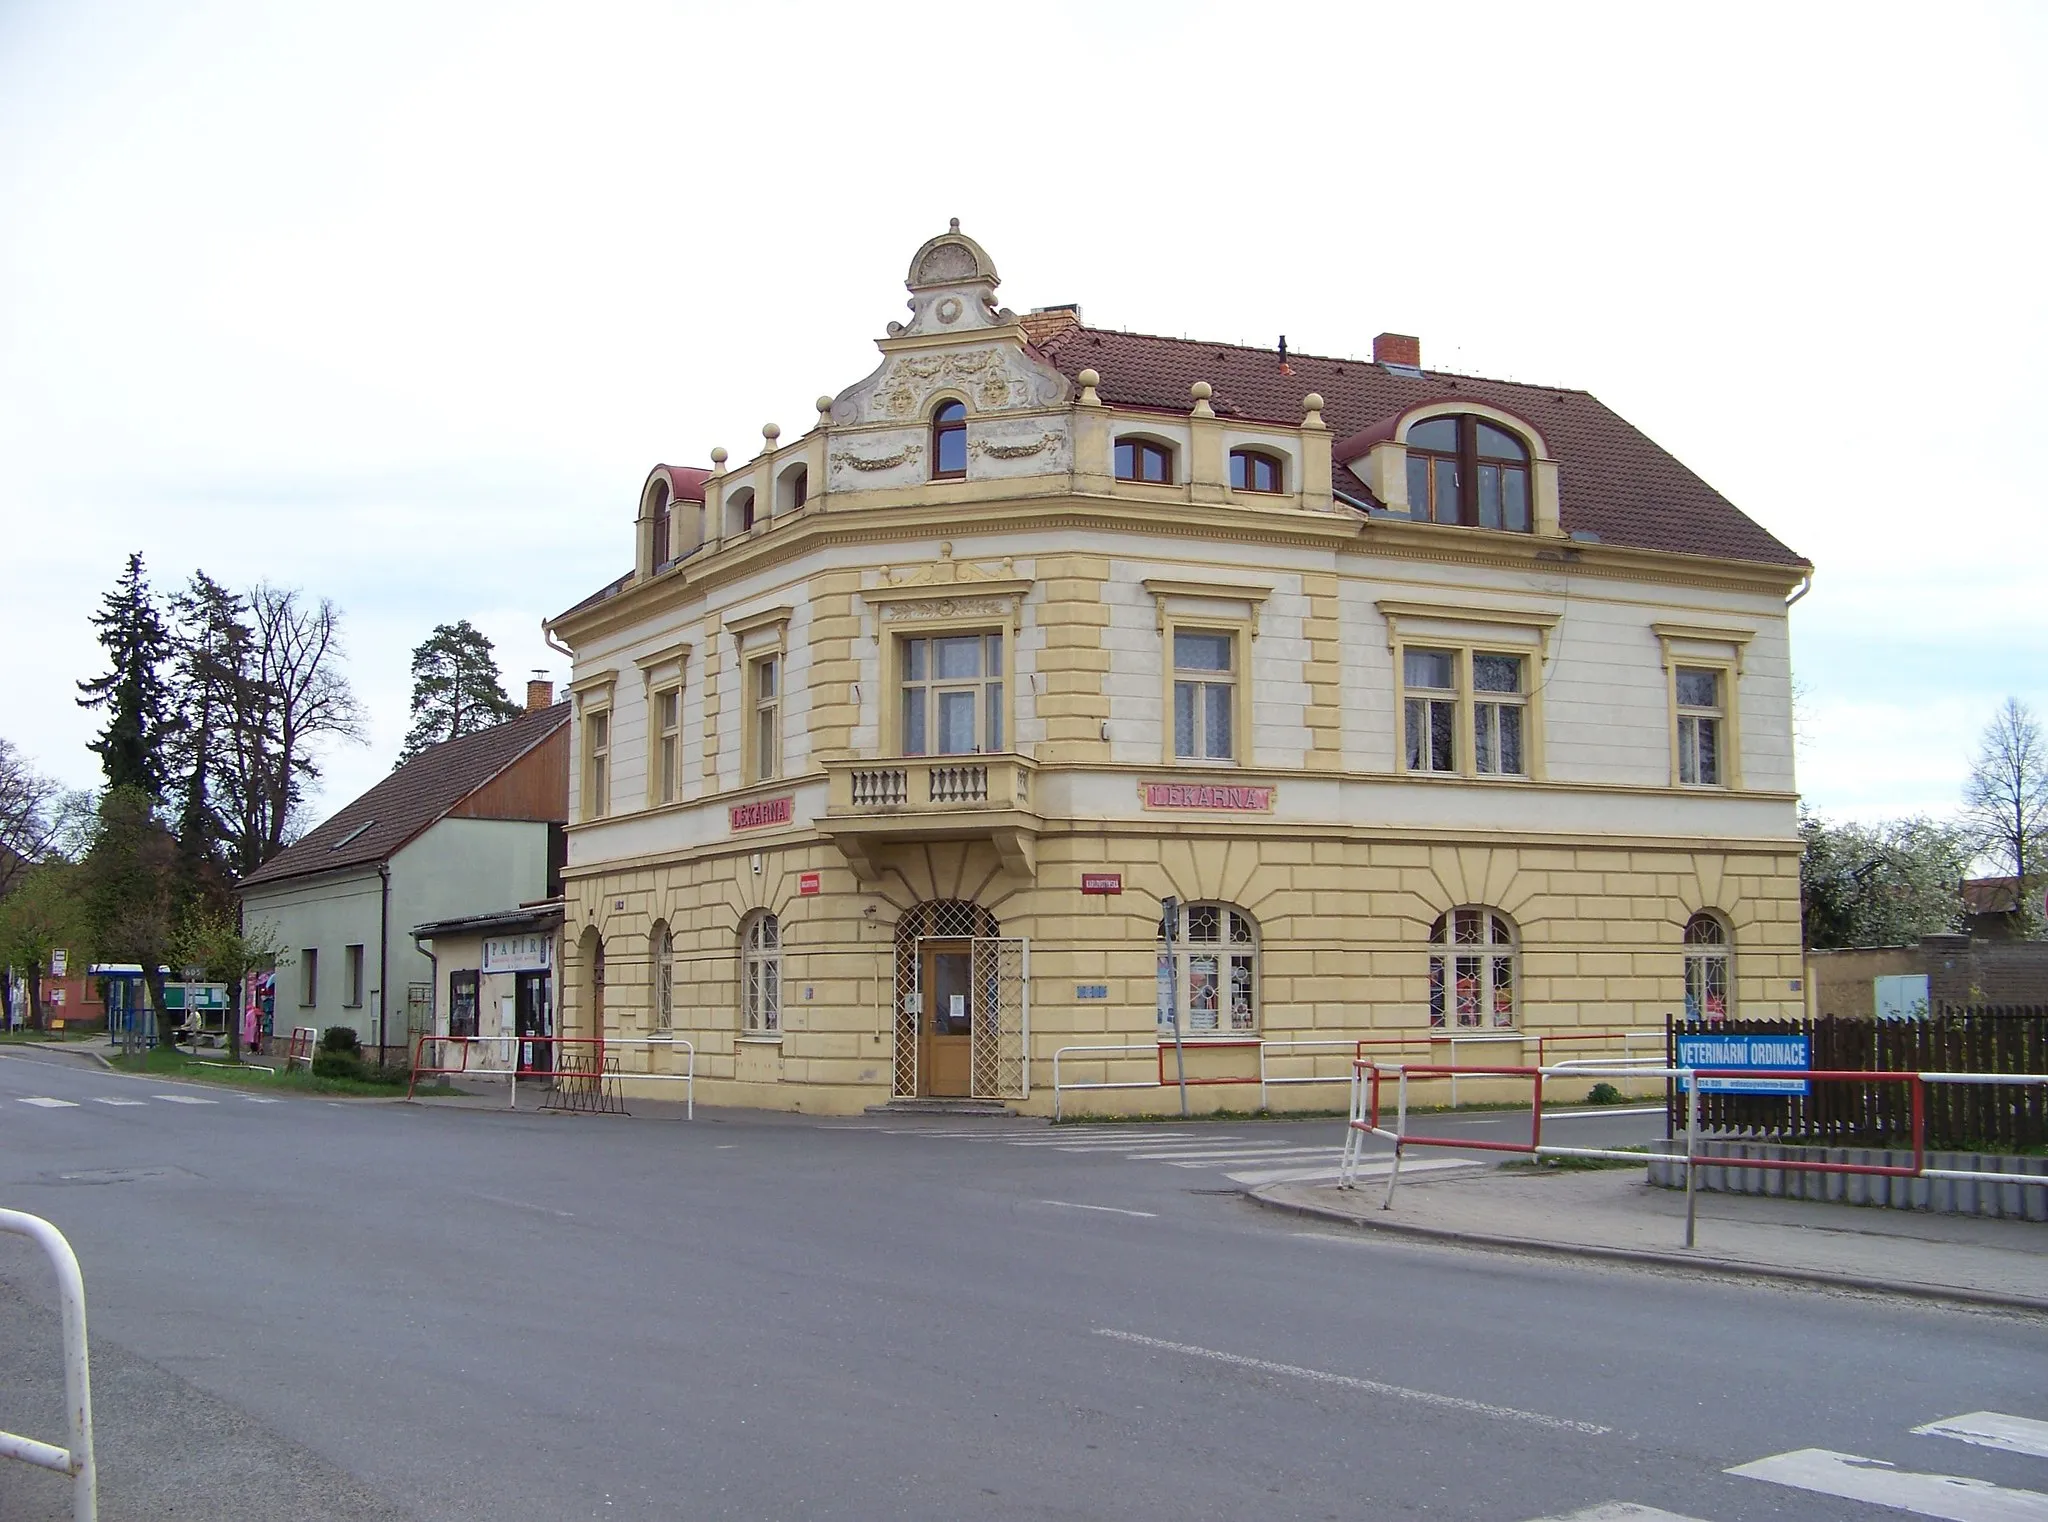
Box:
1346 1058 2044 1247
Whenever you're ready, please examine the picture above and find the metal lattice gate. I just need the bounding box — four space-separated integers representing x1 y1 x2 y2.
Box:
891 903 1025 1101
970 937 1029 1099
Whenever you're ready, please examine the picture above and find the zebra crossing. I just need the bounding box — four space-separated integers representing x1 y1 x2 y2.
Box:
854 1121 1476 1186
6 1092 279 1110
1533 1409 2048 1521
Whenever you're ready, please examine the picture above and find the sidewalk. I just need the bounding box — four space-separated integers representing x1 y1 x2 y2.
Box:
1250 1164 2048 1313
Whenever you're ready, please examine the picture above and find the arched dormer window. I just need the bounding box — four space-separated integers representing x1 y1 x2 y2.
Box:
1229 448 1284 493
1115 437 1174 484
729 487 756 535
932 400 967 480
778 464 808 512
1405 415 1531 532
648 479 671 569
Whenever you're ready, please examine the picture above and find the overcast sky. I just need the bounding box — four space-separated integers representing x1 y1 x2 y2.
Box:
3 0 2042 830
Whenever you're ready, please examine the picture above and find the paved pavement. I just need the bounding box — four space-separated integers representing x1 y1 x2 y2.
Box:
2 1046 2045 1522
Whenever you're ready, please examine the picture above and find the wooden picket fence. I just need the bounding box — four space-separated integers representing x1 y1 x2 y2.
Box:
1664 1007 2048 1152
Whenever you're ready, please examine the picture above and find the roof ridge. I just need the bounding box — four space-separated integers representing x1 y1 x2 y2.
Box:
1060 325 1594 399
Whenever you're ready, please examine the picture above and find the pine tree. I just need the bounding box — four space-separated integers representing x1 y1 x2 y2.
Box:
397 621 523 766
77 554 175 798
167 572 254 883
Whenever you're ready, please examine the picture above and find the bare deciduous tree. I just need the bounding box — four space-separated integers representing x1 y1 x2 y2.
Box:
1962 696 2048 936
222 586 365 875
0 738 64 898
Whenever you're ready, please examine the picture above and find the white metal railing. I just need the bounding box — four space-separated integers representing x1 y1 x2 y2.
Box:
0 1210 96 1521
410 1035 696 1118
1050 1037 1359 1121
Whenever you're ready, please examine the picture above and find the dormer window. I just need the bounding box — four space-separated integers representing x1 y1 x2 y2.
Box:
730 487 756 534
1229 449 1284 493
1115 437 1174 484
648 480 671 568
778 464 808 512
932 401 967 480
1405 415 1530 532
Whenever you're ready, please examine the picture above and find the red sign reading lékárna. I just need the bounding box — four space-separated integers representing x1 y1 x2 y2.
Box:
729 796 795 832
1140 782 1273 812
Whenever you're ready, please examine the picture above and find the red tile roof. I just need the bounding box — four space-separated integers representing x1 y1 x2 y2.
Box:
1034 326 1806 567
238 702 569 889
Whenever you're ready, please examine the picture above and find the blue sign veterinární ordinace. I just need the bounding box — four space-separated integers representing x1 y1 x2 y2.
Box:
1675 1033 1811 1095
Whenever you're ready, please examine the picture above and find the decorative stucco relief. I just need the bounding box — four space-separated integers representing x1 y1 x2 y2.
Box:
831 344 1072 428
881 596 1017 622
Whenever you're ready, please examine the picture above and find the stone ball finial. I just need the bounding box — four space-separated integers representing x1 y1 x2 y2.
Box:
1190 380 1216 419
1301 393 1327 429
763 422 782 443
949 217 961 233
710 446 728 467
1078 367 1099 386
815 395 834 415
1076 367 1102 407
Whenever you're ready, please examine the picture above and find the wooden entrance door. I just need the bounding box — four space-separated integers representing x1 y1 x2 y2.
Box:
919 940 974 1097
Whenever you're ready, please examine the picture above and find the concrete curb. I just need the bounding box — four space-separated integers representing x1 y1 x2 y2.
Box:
1244 1183 2048 1316
7 1041 115 1071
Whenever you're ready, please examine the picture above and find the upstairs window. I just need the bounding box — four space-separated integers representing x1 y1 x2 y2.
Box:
729 487 757 535
1676 667 1724 786
749 655 780 783
1402 648 1458 773
1471 653 1527 776
583 708 611 819
653 687 681 804
1115 437 1174 484
1229 448 1283 493
932 401 967 480
1172 629 1236 762
649 480 671 568
901 633 1003 756
1405 415 1531 532
778 465 808 512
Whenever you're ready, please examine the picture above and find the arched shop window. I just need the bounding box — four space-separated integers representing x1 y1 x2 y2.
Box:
1683 913 1731 1023
1157 903 1258 1034
740 911 780 1035
1429 908 1517 1029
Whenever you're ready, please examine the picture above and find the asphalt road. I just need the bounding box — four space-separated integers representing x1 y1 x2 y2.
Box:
0 1046 2043 1522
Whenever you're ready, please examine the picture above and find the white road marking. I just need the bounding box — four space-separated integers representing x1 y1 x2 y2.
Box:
153 1094 218 1105
1095 1329 1610 1434
1544 1106 1665 1119
473 1192 574 1219
715 1144 738 1150
1729 1447 2048 1520
239 1096 279 1104
1155 1147 1341 1165
19 1097 79 1108
1527 1507 1711 1521
1037 1199 1157 1218
91 1097 148 1106
1007 1134 1217 1148
1916 1413 2048 1461
1131 1143 1331 1161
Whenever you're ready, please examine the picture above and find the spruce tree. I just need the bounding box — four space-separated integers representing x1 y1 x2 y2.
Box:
77 554 174 798
167 572 254 882
397 620 523 766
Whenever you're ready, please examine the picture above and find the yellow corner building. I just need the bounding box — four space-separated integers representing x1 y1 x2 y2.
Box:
544 223 1808 1116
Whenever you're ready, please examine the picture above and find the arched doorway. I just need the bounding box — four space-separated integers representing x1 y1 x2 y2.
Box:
893 901 1023 1100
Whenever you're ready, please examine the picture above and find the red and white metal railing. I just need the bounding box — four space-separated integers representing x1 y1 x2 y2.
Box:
408 1034 695 1118
1345 1059 2048 1246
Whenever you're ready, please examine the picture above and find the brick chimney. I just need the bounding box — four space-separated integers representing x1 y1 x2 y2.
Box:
1374 332 1421 369
527 677 555 711
1020 305 1082 345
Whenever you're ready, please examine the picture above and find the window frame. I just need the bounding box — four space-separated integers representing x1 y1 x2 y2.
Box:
1402 413 1534 532
343 943 365 1009
448 968 480 1039
651 921 674 1034
582 704 612 820
647 479 671 570
300 947 318 1008
896 628 1007 758
1674 662 1730 789
1393 634 1543 780
1429 908 1519 1031
650 684 682 806
1114 436 1176 485
1228 447 1285 495
1683 912 1732 1023
1156 902 1260 1037
740 911 781 1036
745 652 781 784
931 399 968 481
1167 623 1242 765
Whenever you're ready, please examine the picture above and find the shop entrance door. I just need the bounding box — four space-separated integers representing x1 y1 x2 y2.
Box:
918 940 973 1097
515 971 553 1076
